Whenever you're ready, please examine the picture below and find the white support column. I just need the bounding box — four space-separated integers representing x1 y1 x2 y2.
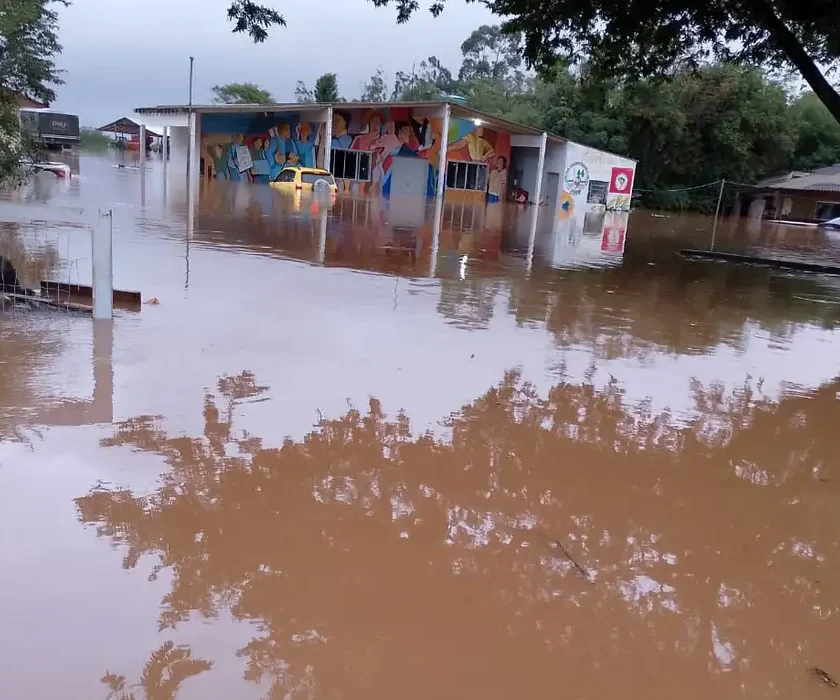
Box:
187 112 198 179
138 124 146 168
531 132 548 205
435 103 451 204
526 133 548 275
322 106 333 173
92 210 113 319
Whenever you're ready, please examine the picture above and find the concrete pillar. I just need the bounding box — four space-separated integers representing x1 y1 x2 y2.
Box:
187 112 198 180
162 125 169 167
138 123 146 168
525 133 548 275
435 103 451 204
322 106 333 173
92 318 114 423
92 210 113 319
531 132 548 205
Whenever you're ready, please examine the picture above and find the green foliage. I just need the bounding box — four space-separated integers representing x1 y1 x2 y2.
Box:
80 128 110 150
459 24 523 86
360 68 389 102
294 80 314 103
0 0 63 187
368 0 840 124
226 0 284 43
210 81 273 104
296 73 343 102
314 73 340 102
391 56 456 100
789 92 840 171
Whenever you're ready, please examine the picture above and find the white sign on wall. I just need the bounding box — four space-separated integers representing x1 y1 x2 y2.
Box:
564 161 590 196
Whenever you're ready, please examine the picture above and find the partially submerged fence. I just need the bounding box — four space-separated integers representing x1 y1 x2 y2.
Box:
0 200 113 318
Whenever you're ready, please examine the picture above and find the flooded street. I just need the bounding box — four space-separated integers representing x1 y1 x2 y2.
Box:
2 152 840 699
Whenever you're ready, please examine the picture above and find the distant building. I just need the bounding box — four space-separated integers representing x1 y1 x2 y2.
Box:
19 108 80 149
739 165 840 222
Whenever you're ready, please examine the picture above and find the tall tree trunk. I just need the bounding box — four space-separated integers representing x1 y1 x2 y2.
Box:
753 0 840 125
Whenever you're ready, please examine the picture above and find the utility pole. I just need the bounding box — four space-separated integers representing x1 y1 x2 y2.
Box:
186 56 195 179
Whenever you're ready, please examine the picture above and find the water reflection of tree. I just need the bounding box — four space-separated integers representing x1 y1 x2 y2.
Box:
504 261 840 358
102 642 212 700
78 370 840 698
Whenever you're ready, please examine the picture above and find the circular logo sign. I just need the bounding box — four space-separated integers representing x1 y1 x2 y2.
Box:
564 161 590 196
614 173 629 193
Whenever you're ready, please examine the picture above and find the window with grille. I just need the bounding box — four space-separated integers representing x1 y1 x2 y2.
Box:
330 149 372 181
446 160 488 191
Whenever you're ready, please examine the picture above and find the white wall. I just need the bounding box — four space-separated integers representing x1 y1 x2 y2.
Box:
541 141 567 214
563 142 636 215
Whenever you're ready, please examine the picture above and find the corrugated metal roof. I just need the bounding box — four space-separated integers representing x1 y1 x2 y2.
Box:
754 163 840 192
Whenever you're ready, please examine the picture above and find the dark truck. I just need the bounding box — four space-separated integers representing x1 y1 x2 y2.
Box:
19 109 80 149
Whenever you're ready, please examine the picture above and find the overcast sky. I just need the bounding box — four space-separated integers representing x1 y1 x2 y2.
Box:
52 0 496 126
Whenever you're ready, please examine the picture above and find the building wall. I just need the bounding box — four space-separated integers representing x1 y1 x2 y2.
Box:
561 142 636 220
786 191 840 220
198 106 512 201
201 111 327 184
445 117 511 202
510 146 540 200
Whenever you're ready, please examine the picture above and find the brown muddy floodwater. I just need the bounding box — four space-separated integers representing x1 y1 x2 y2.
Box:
2 152 840 699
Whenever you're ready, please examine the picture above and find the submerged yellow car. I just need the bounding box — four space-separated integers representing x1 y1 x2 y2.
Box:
270 167 337 194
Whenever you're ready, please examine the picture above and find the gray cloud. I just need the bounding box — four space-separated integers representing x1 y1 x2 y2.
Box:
52 0 494 125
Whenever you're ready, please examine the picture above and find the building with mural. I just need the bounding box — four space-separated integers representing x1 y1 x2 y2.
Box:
134 100 636 246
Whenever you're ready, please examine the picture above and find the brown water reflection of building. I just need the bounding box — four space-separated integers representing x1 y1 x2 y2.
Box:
78 368 840 699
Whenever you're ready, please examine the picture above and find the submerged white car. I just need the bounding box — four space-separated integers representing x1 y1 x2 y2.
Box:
820 216 840 230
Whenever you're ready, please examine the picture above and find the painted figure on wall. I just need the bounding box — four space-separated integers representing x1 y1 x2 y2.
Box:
332 111 353 149
448 125 495 163
249 137 270 182
267 122 293 180
487 155 508 203
290 122 318 168
350 112 384 151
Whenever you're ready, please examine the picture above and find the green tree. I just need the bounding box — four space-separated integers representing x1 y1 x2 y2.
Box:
0 0 64 186
620 65 795 204
210 81 273 104
294 80 313 103
360 67 389 102
226 0 284 42
392 56 456 100
458 24 523 85
789 92 840 171
369 0 840 125
313 72 340 102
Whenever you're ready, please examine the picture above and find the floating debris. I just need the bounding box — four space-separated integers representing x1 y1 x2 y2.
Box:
812 667 838 688
536 531 590 580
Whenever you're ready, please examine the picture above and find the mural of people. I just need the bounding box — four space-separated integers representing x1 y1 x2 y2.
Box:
448 124 495 164
199 110 510 201
487 155 508 203
350 112 384 152
290 122 318 169
266 122 293 180
249 137 270 183
394 122 419 157
331 111 353 149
